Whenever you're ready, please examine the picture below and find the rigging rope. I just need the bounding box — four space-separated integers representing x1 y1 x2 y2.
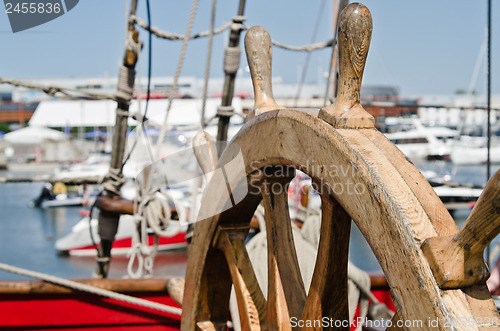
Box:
131 13 334 52
0 77 118 101
0 262 182 316
127 188 188 278
130 14 234 41
271 38 333 52
121 0 155 170
294 0 328 105
1 21 335 105
323 0 348 106
200 0 217 129
140 0 155 162
155 0 199 155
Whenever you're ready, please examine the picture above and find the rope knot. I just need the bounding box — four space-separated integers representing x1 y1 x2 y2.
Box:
102 167 126 197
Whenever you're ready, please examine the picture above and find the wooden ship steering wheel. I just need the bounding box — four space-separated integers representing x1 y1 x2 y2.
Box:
182 3 500 330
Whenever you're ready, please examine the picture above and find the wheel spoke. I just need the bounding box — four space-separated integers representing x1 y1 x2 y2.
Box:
214 226 266 329
267 256 293 330
261 180 306 323
196 321 229 330
385 310 402 330
301 196 351 328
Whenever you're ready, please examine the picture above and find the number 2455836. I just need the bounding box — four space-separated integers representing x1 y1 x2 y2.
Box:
5 2 61 14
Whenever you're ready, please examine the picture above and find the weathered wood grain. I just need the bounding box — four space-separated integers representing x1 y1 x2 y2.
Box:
182 3 500 329
214 227 263 330
319 3 374 129
300 196 351 330
244 26 280 117
260 178 306 322
422 169 500 289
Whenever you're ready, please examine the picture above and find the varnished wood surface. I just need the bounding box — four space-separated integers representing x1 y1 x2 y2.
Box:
0 278 169 295
95 196 135 215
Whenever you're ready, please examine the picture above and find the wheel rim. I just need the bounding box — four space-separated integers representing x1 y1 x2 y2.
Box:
181 109 499 330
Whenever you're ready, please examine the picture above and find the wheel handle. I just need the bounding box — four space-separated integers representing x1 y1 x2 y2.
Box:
319 3 375 128
245 26 280 115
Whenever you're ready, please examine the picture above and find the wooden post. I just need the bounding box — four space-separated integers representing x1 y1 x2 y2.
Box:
215 0 246 147
323 0 349 105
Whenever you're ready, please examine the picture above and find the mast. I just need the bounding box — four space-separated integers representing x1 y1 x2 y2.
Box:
486 0 492 265
95 0 141 278
215 0 246 146
323 0 348 105
486 0 492 181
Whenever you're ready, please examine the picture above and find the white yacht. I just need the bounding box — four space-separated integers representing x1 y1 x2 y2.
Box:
450 135 500 165
383 118 459 161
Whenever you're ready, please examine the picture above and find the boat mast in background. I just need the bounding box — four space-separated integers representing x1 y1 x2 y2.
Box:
95 0 140 278
216 0 246 146
323 0 348 106
487 0 492 181
486 0 492 265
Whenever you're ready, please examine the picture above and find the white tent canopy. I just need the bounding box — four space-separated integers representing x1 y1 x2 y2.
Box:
3 126 67 144
29 98 244 128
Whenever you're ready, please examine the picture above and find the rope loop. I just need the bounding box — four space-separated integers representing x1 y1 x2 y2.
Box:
230 16 247 32
125 29 143 55
127 243 145 278
217 105 235 117
116 108 130 117
232 15 246 23
139 189 187 238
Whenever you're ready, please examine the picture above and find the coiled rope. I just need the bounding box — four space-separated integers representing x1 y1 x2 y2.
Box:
127 189 187 278
0 262 182 316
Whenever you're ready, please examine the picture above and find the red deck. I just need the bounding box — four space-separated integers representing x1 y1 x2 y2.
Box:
0 275 393 330
0 279 181 330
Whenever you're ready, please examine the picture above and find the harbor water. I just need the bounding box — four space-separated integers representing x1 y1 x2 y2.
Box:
0 162 498 281
0 180 187 281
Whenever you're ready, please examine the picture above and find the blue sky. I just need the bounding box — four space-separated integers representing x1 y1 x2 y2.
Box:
1 0 498 97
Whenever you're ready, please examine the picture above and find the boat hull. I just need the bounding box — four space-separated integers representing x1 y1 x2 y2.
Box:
55 216 188 256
